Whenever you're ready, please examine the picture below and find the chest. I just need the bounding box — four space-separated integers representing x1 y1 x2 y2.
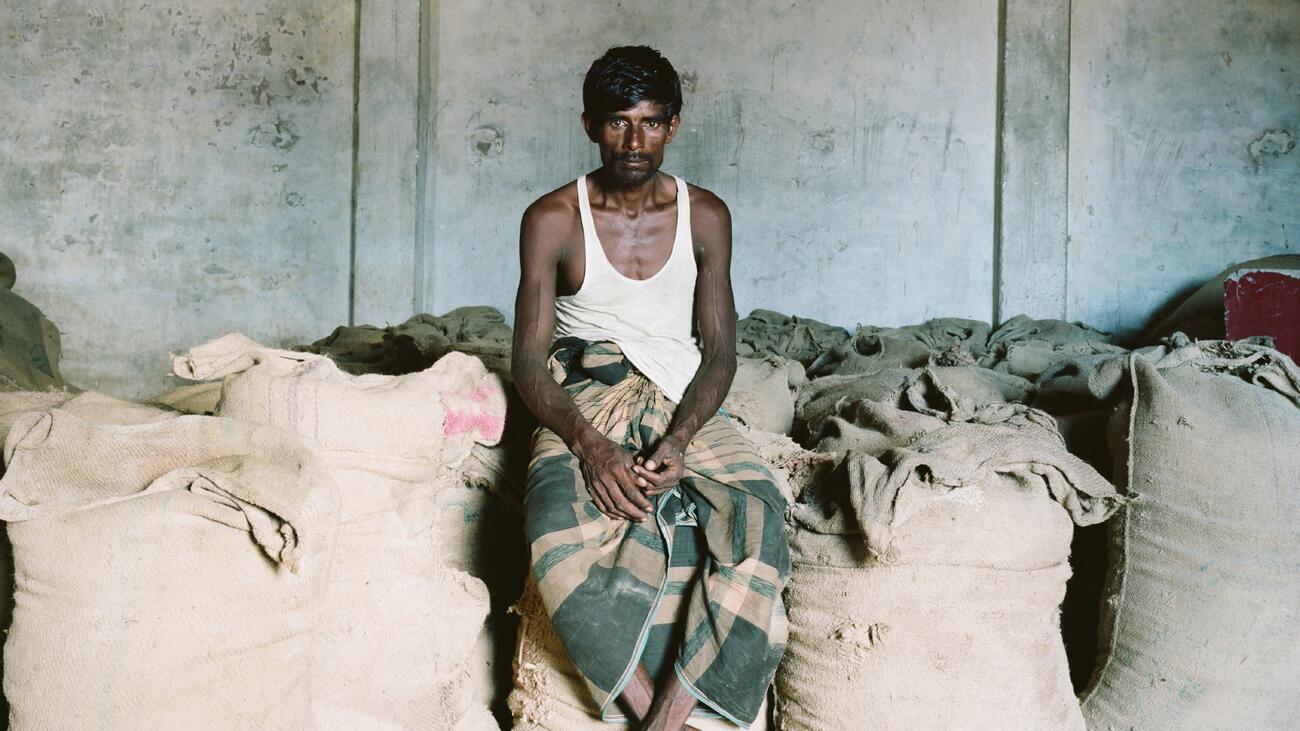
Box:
559 205 682 294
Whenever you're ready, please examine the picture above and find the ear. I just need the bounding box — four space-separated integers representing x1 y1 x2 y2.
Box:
580 112 600 143
665 114 681 144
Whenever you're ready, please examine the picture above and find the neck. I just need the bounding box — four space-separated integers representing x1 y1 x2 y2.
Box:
590 168 665 215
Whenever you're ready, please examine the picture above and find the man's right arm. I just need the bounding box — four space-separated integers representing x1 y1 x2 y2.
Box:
511 197 652 522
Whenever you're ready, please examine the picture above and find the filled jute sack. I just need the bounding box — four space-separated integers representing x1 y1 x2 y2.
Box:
778 415 1121 731
174 334 507 729
0 404 338 730
722 355 806 436
1081 341 1300 730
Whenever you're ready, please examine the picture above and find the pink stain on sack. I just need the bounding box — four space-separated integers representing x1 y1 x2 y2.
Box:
444 408 505 441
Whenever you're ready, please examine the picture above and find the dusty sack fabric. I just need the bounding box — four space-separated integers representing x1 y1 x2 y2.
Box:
736 309 851 366
777 407 1121 731
0 408 338 730
147 381 223 414
0 288 66 392
0 391 74 447
806 319 991 377
174 334 508 729
723 355 804 435
1081 343 1300 730
303 306 515 379
523 339 790 726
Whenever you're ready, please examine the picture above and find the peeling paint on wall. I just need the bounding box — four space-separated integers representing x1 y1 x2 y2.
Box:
1248 128 1295 171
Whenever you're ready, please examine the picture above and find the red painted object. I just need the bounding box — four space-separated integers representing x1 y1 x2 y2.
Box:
1225 269 1300 363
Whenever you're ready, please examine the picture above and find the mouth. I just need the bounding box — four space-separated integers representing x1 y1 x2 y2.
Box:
619 157 650 167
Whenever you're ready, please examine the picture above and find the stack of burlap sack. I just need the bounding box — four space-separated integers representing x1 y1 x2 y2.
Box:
2 295 1294 730
741 311 1299 730
0 328 508 729
170 333 508 729
0 392 338 728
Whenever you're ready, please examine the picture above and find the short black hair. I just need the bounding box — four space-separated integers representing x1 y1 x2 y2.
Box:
583 46 682 120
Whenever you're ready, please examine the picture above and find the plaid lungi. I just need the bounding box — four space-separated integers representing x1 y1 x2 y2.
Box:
523 339 790 726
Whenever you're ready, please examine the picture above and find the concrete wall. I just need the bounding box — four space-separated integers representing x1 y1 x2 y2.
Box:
1067 0 1299 337
0 1 354 397
422 0 998 329
2 0 1296 396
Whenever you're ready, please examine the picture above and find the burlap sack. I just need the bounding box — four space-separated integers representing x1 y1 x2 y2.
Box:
724 356 802 435
174 335 508 728
0 408 337 730
806 319 991 378
304 306 515 380
0 288 65 392
736 309 850 365
778 414 1121 730
1081 343 1300 729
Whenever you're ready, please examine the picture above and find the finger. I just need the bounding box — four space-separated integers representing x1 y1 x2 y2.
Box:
607 484 646 521
615 458 654 512
643 443 677 472
620 476 654 512
589 484 613 517
611 470 652 516
632 463 671 487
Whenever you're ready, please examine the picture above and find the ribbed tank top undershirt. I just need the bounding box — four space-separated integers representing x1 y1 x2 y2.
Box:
554 174 702 402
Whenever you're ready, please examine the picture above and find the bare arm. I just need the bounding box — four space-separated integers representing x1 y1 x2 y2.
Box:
511 195 652 521
633 189 737 485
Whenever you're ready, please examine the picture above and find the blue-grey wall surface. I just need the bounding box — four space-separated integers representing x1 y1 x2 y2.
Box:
1 1 354 396
2 0 1296 396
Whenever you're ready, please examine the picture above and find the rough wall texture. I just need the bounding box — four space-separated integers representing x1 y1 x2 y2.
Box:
2 0 1297 395
427 0 999 329
1067 0 1299 337
0 1 353 397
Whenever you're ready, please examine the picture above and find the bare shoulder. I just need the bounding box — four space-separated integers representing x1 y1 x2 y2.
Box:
523 181 580 230
685 182 731 259
685 182 730 226
521 181 582 257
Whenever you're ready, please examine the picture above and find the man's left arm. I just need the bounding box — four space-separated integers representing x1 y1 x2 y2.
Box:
633 189 736 491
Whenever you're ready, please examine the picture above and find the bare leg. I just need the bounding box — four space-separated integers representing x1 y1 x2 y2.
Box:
642 673 697 731
618 665 655 723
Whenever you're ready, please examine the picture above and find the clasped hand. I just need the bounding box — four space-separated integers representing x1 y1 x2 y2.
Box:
574 434 687 522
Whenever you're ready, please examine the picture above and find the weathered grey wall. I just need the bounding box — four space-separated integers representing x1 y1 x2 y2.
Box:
424 0 999 329
1067 0 1299 337
0 1 354 397
3 0 1297 396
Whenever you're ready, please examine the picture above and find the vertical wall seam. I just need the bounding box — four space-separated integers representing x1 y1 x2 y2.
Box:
347 0 362 326
413 0 430 316
1062 0 1074 322
991 0 1008 327
415 0 438 315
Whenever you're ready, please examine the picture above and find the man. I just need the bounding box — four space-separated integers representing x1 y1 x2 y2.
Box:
511 46 789 730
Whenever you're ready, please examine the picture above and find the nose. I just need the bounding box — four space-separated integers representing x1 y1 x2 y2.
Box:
625 124 644 152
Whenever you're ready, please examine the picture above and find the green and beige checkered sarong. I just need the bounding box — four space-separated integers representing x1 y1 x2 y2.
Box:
523 339 790 727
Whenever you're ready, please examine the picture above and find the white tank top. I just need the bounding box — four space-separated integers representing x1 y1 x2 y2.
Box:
554 174 702 402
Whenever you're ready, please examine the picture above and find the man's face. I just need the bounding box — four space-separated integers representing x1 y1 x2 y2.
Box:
583 100 679 186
